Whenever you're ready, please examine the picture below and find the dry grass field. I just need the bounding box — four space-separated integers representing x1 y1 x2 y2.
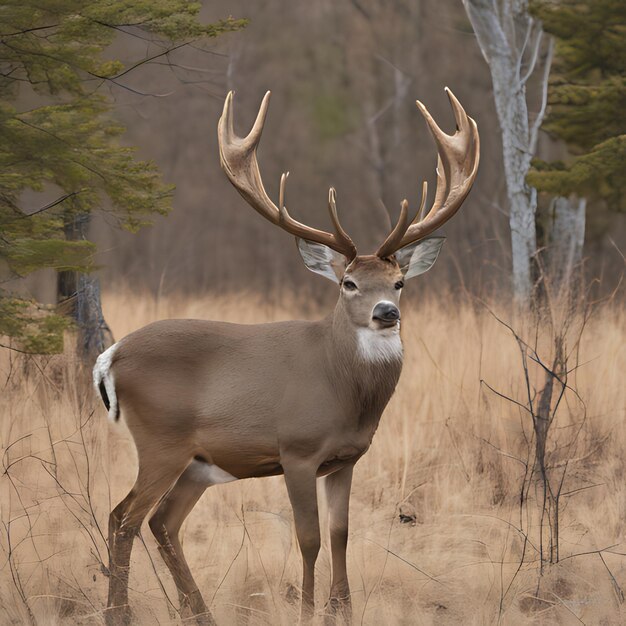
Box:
1 290 625 625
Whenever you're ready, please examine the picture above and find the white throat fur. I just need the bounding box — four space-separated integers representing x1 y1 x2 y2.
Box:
356 326 403 363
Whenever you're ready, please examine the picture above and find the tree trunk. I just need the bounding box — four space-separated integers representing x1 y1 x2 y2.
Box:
58 213 113 361
544 196 586 300
463 0 553 306
508 157 538 305
488 44 538 304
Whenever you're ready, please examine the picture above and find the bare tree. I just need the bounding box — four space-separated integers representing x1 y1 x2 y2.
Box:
462 0 554 304
482 295 590 573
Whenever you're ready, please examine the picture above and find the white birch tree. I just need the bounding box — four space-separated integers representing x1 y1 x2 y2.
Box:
462 0 554 304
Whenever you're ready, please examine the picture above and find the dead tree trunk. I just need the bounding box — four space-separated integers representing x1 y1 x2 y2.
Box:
463 0 554 306
58 213 113 361
535 357 557 568
544 196 586 303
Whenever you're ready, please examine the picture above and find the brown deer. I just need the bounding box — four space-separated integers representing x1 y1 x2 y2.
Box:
94 89 479 625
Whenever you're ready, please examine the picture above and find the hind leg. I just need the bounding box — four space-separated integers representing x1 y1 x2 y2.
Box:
106 452 188 626
149 459 237 625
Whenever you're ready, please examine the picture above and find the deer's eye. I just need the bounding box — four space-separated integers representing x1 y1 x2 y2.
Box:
395 280 404 290
343 279 357 291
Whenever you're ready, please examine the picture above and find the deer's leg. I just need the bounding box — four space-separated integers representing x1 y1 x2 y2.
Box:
148 465 213 625
283 459 321 621
107 455 187 626
324 464 354 624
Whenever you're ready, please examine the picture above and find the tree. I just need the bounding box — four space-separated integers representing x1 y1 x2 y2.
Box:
0 1 245 356
527 1 626 210
462 0 555 305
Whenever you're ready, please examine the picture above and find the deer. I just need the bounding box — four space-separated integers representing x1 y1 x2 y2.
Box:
93 88 479 625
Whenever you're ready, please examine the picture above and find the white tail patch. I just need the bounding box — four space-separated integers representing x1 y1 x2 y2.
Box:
357 327 403 363
93 343 119 422
187 459 238 485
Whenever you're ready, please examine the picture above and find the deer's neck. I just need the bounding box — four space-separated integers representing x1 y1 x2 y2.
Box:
325 303 403 430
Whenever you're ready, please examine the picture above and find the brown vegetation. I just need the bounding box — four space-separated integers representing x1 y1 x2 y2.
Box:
1 290 625 624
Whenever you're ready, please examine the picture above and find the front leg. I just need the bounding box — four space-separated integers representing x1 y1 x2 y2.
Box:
283 458 321 622
324 464 354 624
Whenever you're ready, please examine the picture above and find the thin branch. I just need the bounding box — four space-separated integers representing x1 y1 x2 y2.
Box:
362 538 442 584
529 36 555 153
478 436 527 466
14 191 86 219
520 27 543 85
0 343 42 355
559 544 621 562
560 482 606 498
599 553 625 604
0 24 60 37
480 379 533 415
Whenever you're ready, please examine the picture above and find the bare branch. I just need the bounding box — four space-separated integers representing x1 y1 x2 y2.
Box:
520 27 543 85
529 35 555 153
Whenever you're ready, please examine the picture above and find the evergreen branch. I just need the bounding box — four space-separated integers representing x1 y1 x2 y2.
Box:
16 191 85 219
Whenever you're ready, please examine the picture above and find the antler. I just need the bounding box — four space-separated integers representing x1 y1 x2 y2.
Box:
376 88 480 258
218 91 357 260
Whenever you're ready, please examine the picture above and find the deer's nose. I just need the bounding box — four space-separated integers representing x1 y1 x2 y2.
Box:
372 301 400 324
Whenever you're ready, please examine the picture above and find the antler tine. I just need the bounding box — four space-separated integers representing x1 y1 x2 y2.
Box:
415 180 429 223
218 91 357 260
376 191 423 258
221 90 235 141
247 91 271 149
446 86 471 134
328 188 358 259
277 176 357 259
279 171 289 211
375 88 480 257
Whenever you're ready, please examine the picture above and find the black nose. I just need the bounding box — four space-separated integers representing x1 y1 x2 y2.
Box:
372 302 400 323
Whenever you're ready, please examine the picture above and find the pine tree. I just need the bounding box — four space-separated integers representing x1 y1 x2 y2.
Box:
528 0 626 211
0 1 245 355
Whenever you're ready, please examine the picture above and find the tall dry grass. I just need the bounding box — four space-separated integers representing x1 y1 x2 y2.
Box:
1 290 625 624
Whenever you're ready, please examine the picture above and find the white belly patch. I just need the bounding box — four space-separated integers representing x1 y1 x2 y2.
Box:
187 459 238 485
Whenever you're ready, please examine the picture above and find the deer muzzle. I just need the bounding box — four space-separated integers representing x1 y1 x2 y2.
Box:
372 301 400 327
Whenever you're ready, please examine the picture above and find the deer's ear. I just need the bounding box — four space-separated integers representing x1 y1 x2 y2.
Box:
395 236 445 280
297 238 347 283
